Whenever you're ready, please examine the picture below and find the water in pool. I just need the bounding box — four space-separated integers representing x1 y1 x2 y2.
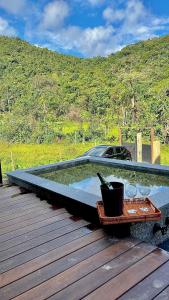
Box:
37 162 169 197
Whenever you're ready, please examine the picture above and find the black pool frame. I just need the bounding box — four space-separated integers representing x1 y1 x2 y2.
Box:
7 157 169 222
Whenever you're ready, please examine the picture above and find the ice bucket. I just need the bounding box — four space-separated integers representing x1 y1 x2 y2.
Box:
100 182 124 217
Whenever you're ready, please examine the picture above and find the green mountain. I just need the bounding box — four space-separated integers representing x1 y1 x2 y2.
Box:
0 35 169 143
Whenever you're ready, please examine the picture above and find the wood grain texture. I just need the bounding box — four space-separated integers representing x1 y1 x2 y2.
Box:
0 219 88 262
0 226 92 273
0 207 63 229
0 217 74 251
0 237 117 300
0 207 66 234
83 249 169 300
51 242 156 300
0 212 70 243
1 185 169 300
0 229 104 288
0 204 51 222
30 239 141 300
0 193 37 207
118 259 169 300
153 286 169 300
0 186 20 197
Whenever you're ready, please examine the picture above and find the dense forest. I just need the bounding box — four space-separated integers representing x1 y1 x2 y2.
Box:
0 35 169 144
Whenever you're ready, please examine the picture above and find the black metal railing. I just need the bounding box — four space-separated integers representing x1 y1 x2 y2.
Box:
0 161 2 184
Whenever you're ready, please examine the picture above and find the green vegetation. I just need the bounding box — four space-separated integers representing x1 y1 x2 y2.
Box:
0 35 168 175
0 142 168 177
0 35 169 144
0 141 97 175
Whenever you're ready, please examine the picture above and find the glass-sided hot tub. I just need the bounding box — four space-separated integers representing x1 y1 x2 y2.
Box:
7 157 169 244
37 161 169 198
7 157 169 214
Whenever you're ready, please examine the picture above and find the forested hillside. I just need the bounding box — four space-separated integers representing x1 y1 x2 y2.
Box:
0 35 169 143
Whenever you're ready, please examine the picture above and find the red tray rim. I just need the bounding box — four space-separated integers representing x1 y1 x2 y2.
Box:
96 198 161 224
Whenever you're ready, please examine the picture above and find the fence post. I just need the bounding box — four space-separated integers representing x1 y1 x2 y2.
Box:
150 128 155 164
152 141 160 164
0 161 2 185
136 133 142 162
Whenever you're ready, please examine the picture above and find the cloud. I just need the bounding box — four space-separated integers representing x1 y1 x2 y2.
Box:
25 0 169 57
0 17 16 36
41 0 70 30
87 0 105 6
0 0 27 15
102 0 169 47
122 0 169 40
103 7 124 23
44 25 116 57
103 0 147 26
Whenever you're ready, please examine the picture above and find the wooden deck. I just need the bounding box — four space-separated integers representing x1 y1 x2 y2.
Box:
1 185 169 300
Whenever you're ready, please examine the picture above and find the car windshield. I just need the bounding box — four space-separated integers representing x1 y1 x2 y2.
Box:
84 146 108 156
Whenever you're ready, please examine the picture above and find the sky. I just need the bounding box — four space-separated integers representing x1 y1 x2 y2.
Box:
0 0 169 57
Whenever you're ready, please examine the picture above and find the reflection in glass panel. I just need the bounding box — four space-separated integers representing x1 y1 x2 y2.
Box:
36 162 169 197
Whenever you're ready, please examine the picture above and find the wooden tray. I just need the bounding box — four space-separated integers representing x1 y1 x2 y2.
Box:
97 198 161 225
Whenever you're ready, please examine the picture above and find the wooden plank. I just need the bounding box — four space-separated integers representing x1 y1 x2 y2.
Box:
2 185 168 300
0 212 70 243
0 197 40 211
0 185 20 193
0 195 47 211
118 259 169 300
0 229 104 287
0 226 92 273
0 205 54 223
0 194 32 205
0 217 74 251
0 193 36 207
0 192 25 202
0 187 21 198
0 199 45 215
0 235 118 300
0 208 66 234
0 183 11 188
16 239 141 300
50 242 156 300
0 201 50 220
0 192 45 205
0 206 66 230
153 286 169 300
84 249 169 300
0 219 88 262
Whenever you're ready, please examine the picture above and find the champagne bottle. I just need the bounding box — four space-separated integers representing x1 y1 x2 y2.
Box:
97 173 113 189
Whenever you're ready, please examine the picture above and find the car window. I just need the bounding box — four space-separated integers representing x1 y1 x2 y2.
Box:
105 148 114 156
120 147 126 153
85 147 107 156
115 147 122 154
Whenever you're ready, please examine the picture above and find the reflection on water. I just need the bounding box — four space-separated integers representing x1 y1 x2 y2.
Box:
39 162 169 197
69 175 169 197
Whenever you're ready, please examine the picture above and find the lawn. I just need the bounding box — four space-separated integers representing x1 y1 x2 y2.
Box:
0 141 96 176
0 141 168 177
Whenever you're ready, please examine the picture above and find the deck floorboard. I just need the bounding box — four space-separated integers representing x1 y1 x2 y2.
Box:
0 185 169 300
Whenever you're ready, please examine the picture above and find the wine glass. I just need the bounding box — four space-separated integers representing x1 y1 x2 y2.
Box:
125 184 137 202
138 185 151 200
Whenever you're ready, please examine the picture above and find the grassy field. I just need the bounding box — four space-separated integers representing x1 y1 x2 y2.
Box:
0 141 97 176
0 141 168 177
